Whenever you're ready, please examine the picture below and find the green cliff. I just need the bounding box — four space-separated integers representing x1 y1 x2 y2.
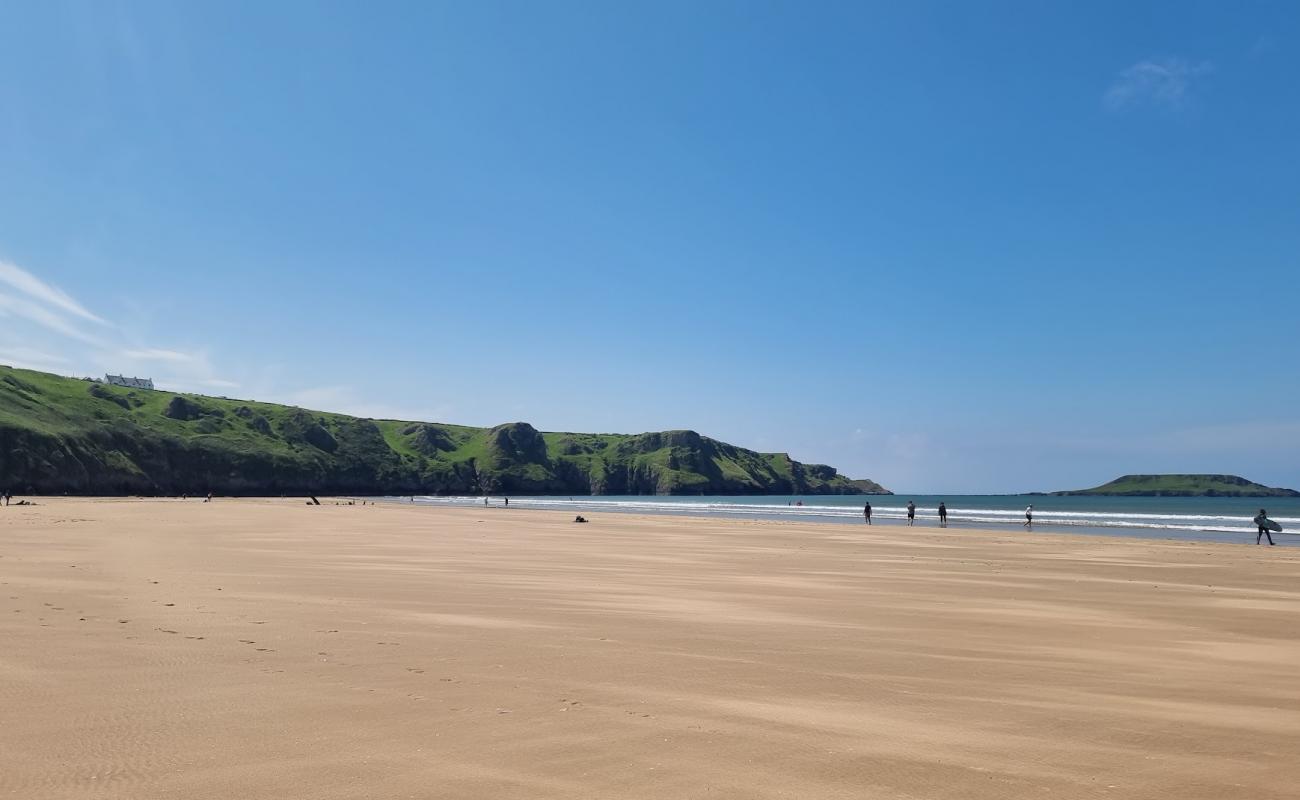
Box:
1055 474 1299 497
0 366 889 497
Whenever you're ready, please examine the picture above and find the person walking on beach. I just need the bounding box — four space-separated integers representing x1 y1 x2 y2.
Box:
863 501 872 525
938 502 948 527
1024 505 1034 528
907 500 916 526
1255 509 1276 546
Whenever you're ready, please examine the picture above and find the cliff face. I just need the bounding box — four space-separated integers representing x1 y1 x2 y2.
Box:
0 367 887 497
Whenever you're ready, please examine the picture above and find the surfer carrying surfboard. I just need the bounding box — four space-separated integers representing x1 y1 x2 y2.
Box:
1254 509 1277 546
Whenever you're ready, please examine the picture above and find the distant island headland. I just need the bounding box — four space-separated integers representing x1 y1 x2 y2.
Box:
1052 474 1299 498
0 366 890 497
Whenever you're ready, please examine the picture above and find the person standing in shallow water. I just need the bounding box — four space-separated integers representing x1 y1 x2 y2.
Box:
906 500 916 526
938 502 948 527
1024 505 1034 528
1255 509 1275 546
863 501 872 525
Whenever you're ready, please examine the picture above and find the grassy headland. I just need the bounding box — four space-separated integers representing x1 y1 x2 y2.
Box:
0 366 889 497
1055 474 1299 497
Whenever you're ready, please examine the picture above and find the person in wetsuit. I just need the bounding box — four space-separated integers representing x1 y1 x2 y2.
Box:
1255 509 1275 546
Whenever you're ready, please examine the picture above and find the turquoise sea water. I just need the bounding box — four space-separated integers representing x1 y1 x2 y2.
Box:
395 494 1299 546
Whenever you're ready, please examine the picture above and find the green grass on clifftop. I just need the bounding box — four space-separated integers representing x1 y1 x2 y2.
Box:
0 366 890 497
1055 474 1299 497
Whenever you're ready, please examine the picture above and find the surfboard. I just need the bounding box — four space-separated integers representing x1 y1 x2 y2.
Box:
1266 519 1283 533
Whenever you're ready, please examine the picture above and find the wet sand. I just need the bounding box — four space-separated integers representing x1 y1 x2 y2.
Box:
2 498 1298 799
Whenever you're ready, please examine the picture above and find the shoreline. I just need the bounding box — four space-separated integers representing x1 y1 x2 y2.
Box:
20 493 1295 547
374 494 1300 547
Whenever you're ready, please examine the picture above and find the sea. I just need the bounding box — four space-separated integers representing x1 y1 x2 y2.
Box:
391 494 1299 546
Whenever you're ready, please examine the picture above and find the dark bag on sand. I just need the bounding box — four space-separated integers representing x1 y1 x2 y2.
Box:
574 515 588 523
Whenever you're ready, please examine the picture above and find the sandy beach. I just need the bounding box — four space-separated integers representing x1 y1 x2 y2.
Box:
2 499 1298 799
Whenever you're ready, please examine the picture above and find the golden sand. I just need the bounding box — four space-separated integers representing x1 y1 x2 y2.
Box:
1 498 1297 799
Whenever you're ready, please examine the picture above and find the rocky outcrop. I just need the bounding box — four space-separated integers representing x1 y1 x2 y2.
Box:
164 396 205 421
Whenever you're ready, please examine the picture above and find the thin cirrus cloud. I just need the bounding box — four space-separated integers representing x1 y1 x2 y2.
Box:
0 291 105 346
0 260 107 324
0 258 238 391
121 348 200 364
1104 57 1213 111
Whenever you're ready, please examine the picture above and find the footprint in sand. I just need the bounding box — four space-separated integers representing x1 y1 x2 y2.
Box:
406 668 425 674
240 639 256 644
157 628 179 634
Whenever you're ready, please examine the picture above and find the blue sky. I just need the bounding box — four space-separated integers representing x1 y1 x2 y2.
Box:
1 1 1297 493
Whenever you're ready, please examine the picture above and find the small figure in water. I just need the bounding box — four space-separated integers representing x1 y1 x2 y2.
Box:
1024 505 1034 528
863 501 872 525
938 502 947 527
906 500 916 526
504 497 509 507
1255 509 1275 546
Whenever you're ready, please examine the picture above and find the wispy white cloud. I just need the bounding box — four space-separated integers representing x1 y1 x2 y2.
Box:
0 346 69 365
0 260 107 324
1104 58 1212 111
0 257 241 392
122 348 198 363
0 346 72 375
0 292 105 345
1249 35 1276 60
